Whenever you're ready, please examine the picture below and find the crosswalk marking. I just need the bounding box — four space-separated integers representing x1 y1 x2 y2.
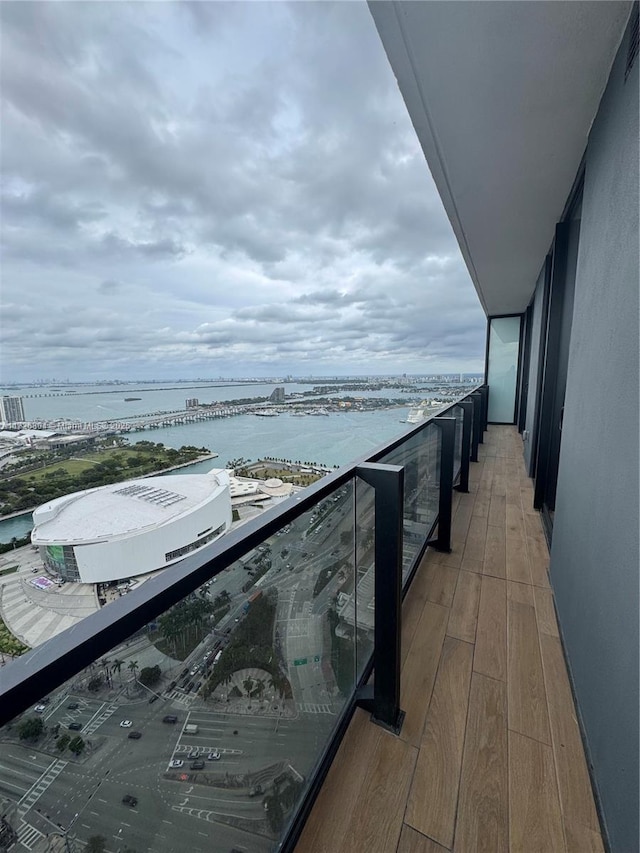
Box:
82 703 118 736
165 690 196 705
298 702 335 715
18 759 67 817
173 745 242 755
17 820 44 850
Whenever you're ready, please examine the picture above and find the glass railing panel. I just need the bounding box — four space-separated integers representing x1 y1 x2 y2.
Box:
354 476 375 680
0 482 357 853
452 404 464 480
376 421 441 582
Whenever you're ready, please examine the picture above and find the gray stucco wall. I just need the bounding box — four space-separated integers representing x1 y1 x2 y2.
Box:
522 264 546 473
550 23 639 853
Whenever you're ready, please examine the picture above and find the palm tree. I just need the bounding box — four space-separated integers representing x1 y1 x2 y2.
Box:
126 660 139 697
99 659 112 687
111 658 124 684
243 676 255 698
254 679 265 704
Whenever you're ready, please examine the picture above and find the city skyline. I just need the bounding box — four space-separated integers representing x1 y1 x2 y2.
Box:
1 2 486 383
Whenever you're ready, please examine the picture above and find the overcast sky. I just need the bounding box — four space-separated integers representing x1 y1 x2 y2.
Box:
1 1 486 382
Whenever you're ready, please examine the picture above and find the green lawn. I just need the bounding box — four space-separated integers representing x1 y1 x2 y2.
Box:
0 565 19 577
0 617 29 657
26 459 95 481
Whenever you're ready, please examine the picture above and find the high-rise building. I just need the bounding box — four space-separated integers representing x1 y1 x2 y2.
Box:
270 386 285 403
0 396 25 424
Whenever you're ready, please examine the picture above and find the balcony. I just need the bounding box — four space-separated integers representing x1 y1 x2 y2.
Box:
0 394 605 853
298 425 603 853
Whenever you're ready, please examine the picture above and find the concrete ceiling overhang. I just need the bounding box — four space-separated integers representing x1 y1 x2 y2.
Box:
369 1 632 316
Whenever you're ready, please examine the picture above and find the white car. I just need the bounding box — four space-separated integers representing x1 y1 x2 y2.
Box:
207 750 221 761
169 759 184 768
119 720 133 728
34 704 46 713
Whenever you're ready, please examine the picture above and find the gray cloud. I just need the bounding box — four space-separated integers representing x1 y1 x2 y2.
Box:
0 1 485 382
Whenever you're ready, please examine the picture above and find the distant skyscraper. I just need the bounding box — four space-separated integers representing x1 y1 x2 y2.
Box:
0 396 25 424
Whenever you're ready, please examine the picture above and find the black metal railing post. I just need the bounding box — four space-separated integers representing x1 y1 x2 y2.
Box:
455 401 473 494
470 392 482 463
355 462 405 735
480 385 489 435
427 416 456 553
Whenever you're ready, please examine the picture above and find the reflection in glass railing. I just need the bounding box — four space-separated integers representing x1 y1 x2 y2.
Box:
1 484 357 853
0 388 480 853
354 477 375 680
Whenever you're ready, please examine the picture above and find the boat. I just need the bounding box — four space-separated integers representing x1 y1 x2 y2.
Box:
406 400 444 423
125 397 142 402
253 411 278 417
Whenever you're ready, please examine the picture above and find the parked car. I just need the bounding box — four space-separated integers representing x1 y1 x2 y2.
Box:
68 722 82 731
169 759 183 768
128 731 142 739
122 795 138 807
34 705 46 713
148 695 159 704
190 760 205 770
67 702 79 710
207 750 221 761
163 715 178 724
248 784 264 797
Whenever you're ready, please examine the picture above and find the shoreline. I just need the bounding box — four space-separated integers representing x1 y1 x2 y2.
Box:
0 452 218 527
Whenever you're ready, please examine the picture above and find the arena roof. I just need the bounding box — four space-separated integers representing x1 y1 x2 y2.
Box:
32 471 229 544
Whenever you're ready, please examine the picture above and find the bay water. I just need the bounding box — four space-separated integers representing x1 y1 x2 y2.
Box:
0 382 416 542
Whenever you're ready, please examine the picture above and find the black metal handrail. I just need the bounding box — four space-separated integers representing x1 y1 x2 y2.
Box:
0 384 485 852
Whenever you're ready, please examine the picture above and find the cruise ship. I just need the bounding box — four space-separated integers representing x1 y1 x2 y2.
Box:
406 400 446 423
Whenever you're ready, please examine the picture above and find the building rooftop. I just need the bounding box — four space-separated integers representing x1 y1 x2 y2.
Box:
31 471 229 544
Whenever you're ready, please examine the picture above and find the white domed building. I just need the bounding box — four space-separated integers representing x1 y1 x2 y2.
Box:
31 471 232 584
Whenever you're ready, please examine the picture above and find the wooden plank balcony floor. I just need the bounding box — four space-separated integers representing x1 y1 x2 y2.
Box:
296 426 603 853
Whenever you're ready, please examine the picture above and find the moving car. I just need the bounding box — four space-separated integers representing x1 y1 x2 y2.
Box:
163 715 178 724
128 731 142 739
34 705 46 713
119 720 132 728
122 795 138 807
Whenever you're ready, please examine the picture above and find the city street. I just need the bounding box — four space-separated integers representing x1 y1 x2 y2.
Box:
2 488 369 852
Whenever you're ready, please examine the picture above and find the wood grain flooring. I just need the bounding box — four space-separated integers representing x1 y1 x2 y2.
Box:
296 427 603 853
